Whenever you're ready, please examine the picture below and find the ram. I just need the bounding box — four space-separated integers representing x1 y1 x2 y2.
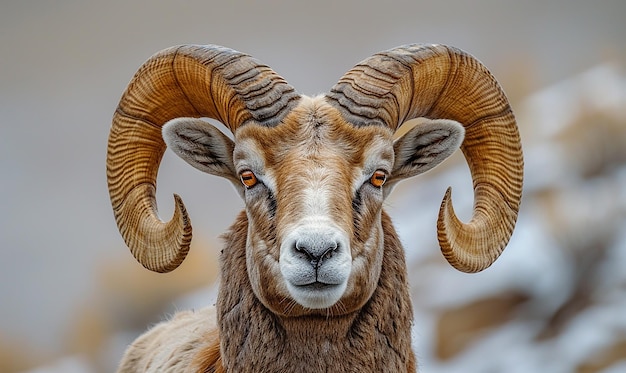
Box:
107 43 523 372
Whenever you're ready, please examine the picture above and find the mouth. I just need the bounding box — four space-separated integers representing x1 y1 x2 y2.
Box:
287 280 347 309
296 281 337 291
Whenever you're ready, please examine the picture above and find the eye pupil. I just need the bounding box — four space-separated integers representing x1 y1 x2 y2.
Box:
240 171 258 188
370 170 387 187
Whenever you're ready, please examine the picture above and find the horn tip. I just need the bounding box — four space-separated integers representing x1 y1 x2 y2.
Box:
437 187 494 274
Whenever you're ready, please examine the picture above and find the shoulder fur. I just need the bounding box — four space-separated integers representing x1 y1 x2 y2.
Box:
116 307 220 372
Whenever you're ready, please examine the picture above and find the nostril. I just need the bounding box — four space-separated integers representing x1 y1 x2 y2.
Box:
294 242 311 259
321 242 338 260
294 241 316 263
293 239 339 268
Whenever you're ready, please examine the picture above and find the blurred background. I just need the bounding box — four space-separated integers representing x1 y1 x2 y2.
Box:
1 1 625 372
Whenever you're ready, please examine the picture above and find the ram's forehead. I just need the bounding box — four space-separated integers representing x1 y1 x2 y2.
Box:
234 96 394 165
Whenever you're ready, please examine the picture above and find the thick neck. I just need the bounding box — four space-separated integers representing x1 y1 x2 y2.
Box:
216 211 415 372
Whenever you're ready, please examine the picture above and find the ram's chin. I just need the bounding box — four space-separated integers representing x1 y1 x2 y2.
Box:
287 282 347 310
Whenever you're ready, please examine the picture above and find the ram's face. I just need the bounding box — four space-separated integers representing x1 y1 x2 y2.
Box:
233 97 394 316
162 95 464 316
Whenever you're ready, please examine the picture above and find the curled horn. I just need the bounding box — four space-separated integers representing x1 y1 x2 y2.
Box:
326 44 523 273
107 45 300 273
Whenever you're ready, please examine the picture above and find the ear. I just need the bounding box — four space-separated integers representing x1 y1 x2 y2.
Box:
389 119 465 183
162 118 239 186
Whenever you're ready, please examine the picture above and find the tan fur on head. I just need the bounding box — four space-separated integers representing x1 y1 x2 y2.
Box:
232 97 397 316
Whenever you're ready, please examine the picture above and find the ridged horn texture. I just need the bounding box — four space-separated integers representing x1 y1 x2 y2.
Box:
107 44 300 273
326 44 523 273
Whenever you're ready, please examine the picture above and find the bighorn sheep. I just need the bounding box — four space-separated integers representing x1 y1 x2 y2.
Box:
107 43 523 372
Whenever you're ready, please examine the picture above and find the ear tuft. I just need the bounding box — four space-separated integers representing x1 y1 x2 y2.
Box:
391 119 464 181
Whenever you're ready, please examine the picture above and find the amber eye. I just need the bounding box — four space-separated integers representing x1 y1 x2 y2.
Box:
240 170 258 188
370 170 387 188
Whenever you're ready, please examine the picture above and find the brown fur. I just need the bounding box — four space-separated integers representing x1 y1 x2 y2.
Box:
207 210 416 372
